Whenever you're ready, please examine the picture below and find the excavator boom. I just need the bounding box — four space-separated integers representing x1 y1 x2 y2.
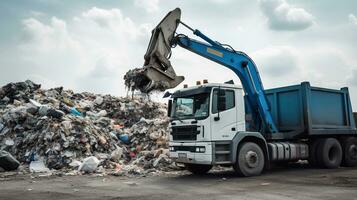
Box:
125 8 278 134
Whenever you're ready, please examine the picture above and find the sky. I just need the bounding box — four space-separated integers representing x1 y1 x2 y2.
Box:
0 0 357 108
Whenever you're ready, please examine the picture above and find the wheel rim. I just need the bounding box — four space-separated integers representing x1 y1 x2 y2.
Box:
245 150 259 168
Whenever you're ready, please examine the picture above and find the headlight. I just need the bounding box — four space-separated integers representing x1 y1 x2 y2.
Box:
169 146 175 151
195 146 205 153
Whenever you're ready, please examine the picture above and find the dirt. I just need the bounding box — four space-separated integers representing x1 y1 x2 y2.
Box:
1 164 357 200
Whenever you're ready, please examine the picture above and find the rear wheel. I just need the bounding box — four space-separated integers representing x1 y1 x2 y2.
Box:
185 164 212 175
316 138 342 169
309 139 322 167
233 142 265 177
341 137 357 167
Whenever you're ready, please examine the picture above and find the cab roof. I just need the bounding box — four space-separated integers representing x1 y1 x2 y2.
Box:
172 83 242 98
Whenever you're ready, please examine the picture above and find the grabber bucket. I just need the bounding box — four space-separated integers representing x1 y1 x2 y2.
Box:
126 8 184 93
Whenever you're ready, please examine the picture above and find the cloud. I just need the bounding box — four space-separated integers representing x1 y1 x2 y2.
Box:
302 47 355 88
22 17 80 51
11 7 152 95
251 46 298 78
30 11 46 17
259 0 314 31
134 0 160 13
349 14 357 25
81 7 150 39
348 70 357 86
347 69 357 109
210 0 232 4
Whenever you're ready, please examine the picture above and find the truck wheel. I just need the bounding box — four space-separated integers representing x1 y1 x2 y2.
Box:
185 164 212 175
234 142 264 177
341 137 357 167
308 139 322 167
317 138 342 169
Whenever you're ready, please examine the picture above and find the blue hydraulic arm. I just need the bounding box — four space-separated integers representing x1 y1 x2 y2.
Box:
174 23 278 134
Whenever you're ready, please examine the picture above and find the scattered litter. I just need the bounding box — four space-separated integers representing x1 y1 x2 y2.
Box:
4 139 14 146
70 107 82 116
110 147 123 162
69 160 82 169
119 134 129 143
78 156 100 173
29 159 50 173
261 182 271 186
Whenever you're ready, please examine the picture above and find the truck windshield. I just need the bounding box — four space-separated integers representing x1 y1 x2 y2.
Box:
172 93 210 120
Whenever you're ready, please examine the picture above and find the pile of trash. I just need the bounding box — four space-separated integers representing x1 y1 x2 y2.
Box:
0 80 175 176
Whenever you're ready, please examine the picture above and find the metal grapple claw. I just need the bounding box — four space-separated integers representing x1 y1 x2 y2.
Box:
124 8 184 93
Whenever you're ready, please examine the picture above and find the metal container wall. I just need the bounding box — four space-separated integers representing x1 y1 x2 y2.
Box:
265 82 356 137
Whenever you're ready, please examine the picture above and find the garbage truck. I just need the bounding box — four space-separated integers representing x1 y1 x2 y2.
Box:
127 8 357 176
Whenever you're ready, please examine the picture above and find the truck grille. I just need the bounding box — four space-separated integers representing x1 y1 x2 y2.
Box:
171 125 199 140
172 146 196 152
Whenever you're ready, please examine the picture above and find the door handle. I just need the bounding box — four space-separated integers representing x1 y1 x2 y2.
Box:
231 127 236 131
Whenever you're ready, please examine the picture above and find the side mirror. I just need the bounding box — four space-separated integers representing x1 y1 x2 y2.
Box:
163 91 172 98
167 100 172 117
217 89 226 111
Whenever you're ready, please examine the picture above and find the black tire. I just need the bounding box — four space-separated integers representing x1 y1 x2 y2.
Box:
309 139 322 167
233 142 265 177
341 137 357 167
316 138 342 169
185 164 212 175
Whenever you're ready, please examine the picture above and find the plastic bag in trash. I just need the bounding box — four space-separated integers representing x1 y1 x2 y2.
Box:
78 156 100 173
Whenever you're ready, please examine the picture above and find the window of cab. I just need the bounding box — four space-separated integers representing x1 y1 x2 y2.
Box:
212 88 235 114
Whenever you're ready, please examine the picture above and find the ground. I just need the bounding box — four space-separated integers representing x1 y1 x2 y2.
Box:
1 164 357 200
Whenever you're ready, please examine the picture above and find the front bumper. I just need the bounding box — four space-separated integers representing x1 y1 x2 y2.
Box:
169 142 213 165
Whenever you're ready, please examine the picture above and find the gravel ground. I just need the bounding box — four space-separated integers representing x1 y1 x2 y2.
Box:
1 164 357 200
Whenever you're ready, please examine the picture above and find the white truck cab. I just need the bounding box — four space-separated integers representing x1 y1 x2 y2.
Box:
168 83 247 169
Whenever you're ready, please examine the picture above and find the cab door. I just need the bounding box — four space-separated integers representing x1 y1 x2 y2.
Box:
210 88 238 141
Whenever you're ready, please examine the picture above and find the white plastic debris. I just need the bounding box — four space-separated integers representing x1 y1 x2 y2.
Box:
94 96 104 105
4 138 14 146
61 120 72 130
30 159 50 173
97 110 107 117
110 147 123 162
69 160 82 168
78 156 100 173
38 105 50 116
153 154 170 168
63 151 74 158
29 99 42 107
